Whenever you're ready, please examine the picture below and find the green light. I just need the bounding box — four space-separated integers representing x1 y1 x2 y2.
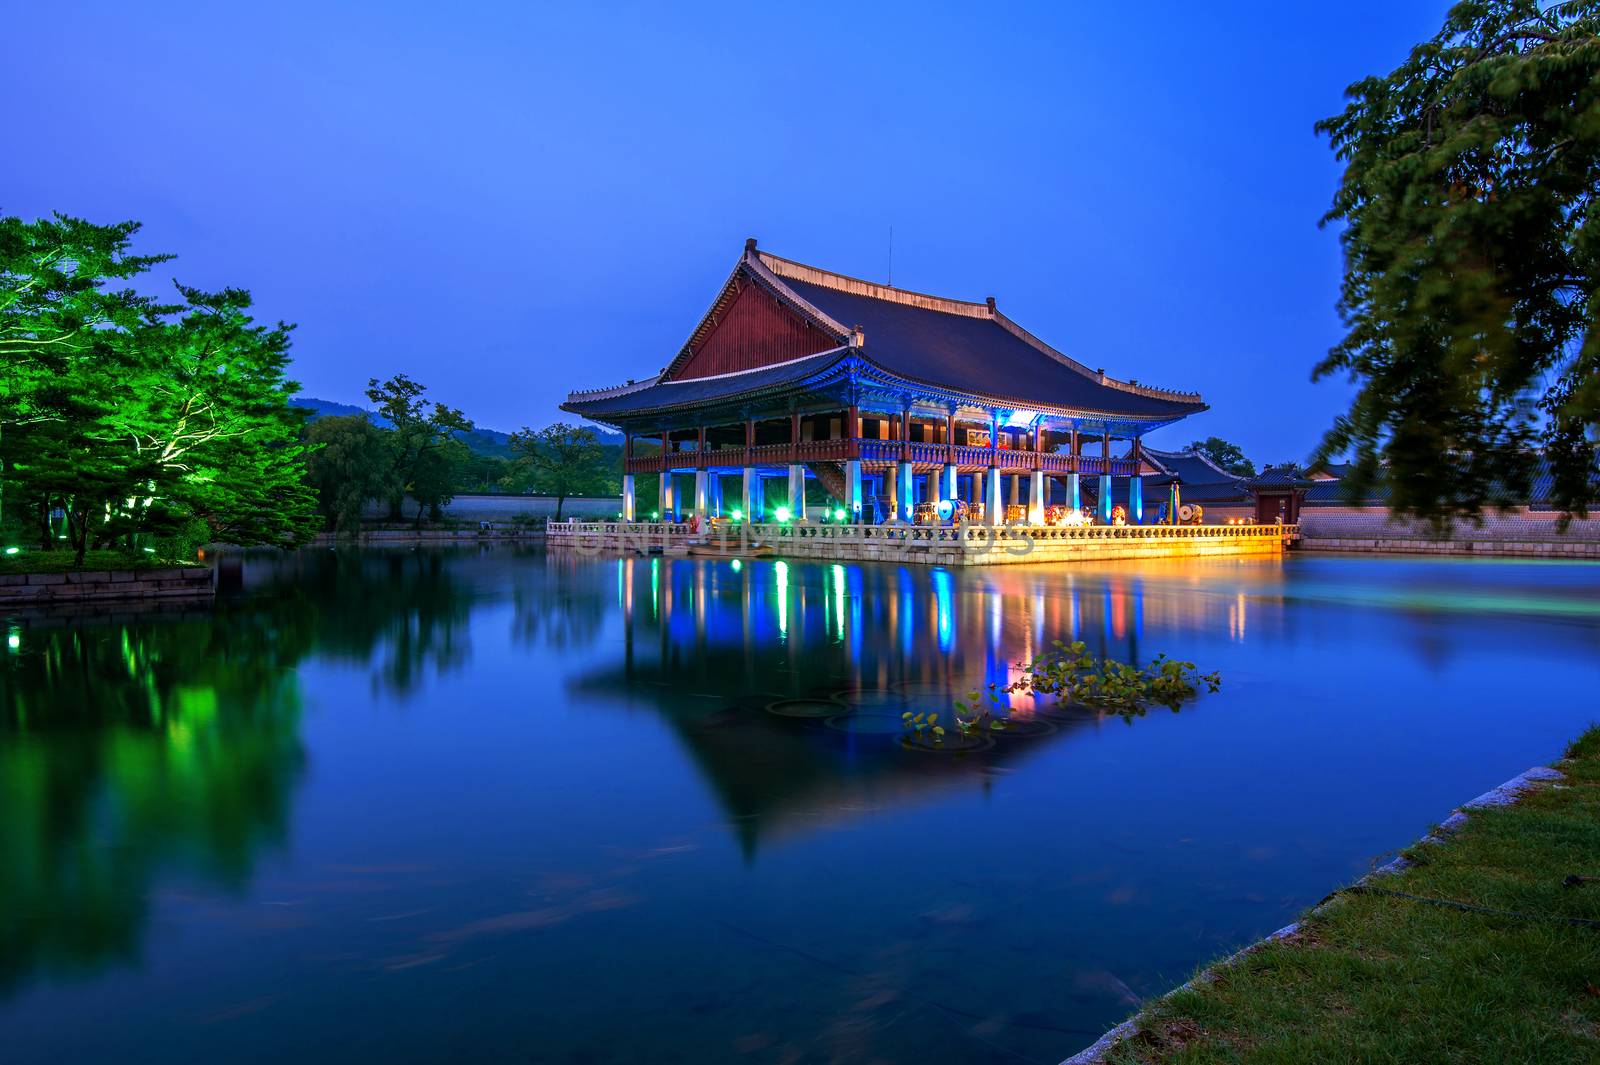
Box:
730 508 743 521
6 631 19 651
2 547 18 556
142 547 156 553
651 511 659 520
774 505 792 523
730 558 742 572
833 508 846 522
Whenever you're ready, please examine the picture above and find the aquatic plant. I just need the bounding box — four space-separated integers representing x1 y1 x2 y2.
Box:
1004 641 1221 717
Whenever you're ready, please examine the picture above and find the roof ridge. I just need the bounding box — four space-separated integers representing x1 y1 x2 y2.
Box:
651 346 846 385
565 375 662 402
756 250 992 319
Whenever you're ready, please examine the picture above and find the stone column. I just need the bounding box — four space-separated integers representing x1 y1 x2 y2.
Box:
659 471 675 519
742 467 757 520
898 460 914 521
886 463 899 520
1028 470 1045 525
693 469 709 521
985 468 1002 526
1130 475 1144 524
1068 472 1081 512
621 474 636 522
924 470 939 506
788 464 805 519
1099 474 1113 523
845 459 862 522
941 463 958 504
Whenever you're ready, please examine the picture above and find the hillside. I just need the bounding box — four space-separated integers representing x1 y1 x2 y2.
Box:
291 397 620 458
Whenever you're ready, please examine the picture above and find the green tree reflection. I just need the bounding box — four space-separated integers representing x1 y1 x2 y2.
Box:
0 605 314 994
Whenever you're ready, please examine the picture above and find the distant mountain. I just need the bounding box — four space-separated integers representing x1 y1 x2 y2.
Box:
292 397 621 458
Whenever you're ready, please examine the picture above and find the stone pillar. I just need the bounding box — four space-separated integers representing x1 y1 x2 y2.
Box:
898 460 914 520
1099 474 1113 524
1068 472 1081 512
1131 475 1144 524
621 474 636 521
788 464 805 519
924 471 939 506
693 469 709 521
885 464 899 519
941 463 958 504
1028 470 1045 525
985 468 1002 525
659 471 675 519
845 459 862 522
742 467 757 520
1009 474 1020 507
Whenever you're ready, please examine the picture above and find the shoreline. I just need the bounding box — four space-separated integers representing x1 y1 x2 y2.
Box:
1060 747 1589 1064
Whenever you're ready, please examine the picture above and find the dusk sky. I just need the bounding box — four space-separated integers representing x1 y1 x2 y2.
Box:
4 1 1453 461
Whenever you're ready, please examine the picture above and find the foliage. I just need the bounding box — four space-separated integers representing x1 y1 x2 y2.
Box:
1184 436 1257 477
0 213 317 563
1314 1 1600 525
1002 641 1220 717
900 643 1220 748
364 374 473 522
507 422 616 520
305 415 395 533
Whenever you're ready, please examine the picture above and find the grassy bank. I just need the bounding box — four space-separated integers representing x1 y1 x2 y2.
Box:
1102 726 1600 1065
0 549 197 576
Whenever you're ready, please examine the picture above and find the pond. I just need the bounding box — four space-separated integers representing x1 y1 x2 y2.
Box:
2 548 1598 1064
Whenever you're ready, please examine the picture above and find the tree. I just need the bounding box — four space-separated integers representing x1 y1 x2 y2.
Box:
305 415 395 533
364 374 472 521
1314 1 1600 523
0 214 164 536
1184 436 1256 477
508 423 613 520
0 213 318 561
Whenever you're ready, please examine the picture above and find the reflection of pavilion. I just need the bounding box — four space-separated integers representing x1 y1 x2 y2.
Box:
570 556 1196 857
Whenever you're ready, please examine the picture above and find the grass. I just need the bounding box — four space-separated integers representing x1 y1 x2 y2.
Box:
1103 724 1600 1065
0 548 197 575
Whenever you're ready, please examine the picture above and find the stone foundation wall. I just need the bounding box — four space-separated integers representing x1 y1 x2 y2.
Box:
0 566 214 606
311 528 547 546
548 522 1292 567
1299 509 1600 559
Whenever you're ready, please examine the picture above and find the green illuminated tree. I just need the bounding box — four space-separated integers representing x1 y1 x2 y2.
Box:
1315 0 1600 522
0 213 318 561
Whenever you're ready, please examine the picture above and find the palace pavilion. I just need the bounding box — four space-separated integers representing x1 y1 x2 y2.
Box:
561 240 1208 526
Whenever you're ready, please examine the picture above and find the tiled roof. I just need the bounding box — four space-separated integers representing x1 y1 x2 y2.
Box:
776 273 1206 421
563 243 1208 425
562 348 848 418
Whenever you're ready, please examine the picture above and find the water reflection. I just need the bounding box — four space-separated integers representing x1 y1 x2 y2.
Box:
0 607 310 994
2 548 1598 1065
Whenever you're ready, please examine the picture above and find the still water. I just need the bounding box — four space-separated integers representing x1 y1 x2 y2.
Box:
2 548 1598 1064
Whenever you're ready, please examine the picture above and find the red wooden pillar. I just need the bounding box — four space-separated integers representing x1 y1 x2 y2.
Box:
846 405 860 460
945 411 956 462
900 406 911 461
789 412 800 463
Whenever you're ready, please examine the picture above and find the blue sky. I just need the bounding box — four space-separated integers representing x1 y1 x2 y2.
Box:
2 1 1453 461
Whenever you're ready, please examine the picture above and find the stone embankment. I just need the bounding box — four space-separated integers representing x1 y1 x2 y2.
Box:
0 566 214 606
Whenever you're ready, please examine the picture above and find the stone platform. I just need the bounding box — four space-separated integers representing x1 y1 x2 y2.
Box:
547 521 1296 566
